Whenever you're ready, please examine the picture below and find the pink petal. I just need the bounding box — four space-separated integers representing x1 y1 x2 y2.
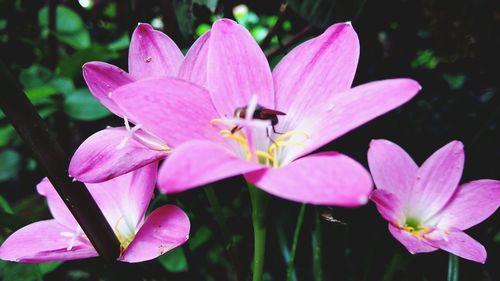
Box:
82 61 134 117
110 78 220 147
207 19 274 116
128 23 183 79
158 140 264 194
87 162 158 230
36 178 78 229
69 127 166 183
120 205 190 263
367 139 418 207
425 229 486 263
178 31 210 87
430 180 500 230
411 141 464 221
284 79 421 163
369 189 404 223
0 220 97 263
273 22 359 117
388 224 437 254
245 152 373 206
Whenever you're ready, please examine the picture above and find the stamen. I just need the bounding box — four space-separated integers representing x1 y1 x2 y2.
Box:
65 225 82 251
116 116 142 150
273 131 309 143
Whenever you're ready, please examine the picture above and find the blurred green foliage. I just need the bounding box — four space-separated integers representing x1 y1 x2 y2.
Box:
0 0 498 280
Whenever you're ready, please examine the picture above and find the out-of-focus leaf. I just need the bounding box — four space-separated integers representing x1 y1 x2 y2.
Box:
0 149 21 182
195 23 211 37
38 262 62 275
411 49 440 69
0 210 29 230
442 73 466 90
39 5 90 49
19 65 53 89
25 85 57 103
107 33 130 51
38 106 58 119
158 247 188 272
103 3 117 18
0 194 14 214
0 125 16 147
288 0 365 28
188 226 212 251
63 89 111 121
0 261 43 281
50 77 75 94
174 0 219 39
58 45 119 79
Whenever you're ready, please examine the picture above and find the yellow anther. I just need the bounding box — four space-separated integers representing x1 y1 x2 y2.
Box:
274 131 309 143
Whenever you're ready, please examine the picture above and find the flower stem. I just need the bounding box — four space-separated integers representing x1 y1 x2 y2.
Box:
204 186 243 281
248 184 269 281
286 204 306 281
312 208 323 281
447 254 459 281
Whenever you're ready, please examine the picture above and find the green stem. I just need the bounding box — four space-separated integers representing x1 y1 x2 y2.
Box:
447 254 459 281
312 208 323 281
248 184 269 281
204 186 243 281
286 204 306 281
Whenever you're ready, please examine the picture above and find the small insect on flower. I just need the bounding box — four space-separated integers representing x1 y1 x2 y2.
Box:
232 104 286 135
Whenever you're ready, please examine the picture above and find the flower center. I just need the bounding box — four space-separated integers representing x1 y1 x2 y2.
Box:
396 217 432 238
114 216 136 254
210 119 308 167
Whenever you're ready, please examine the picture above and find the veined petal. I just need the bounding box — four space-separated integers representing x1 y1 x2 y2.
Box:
274 22 359 119
69 127 166 183
388 224 438 254
82 62 134 117
87 163 158 233
0 220 97 263
282 79 421 164
128 23 183 79
411 141 464 221
36 178 78 229
368 139 418 208
110 78 220 147
120 205 190 263
207 19 274 116
245 152 373 206
158 140 264 194
429 180 500 230
178 31 210 87
424 229 486 264
369 189 404 223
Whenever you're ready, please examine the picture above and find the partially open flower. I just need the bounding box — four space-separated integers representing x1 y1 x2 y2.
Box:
0 163 190 263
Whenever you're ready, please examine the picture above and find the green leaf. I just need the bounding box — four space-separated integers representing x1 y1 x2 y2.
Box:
0 125 16 147
442 73 466 90
158 247 188 272
0 194 14 214
19 65 53 89
0 149 21 182
107 33 130 51
188 226 213 251
25 85 57 103
174 0 219 39
38 262 62 275
63 88 111 121
288 0 365 28
0 261 43 281
39 5 91 49
58 45 119 79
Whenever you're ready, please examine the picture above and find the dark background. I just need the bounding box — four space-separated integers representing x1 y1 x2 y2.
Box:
0 0 498 280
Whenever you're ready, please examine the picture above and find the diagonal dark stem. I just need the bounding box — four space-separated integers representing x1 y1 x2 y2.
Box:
0 60 120 261
266 25 313 61
259 2 288 50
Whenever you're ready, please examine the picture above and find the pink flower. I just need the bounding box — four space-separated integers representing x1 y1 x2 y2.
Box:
69 23 189 183
109 19 421 206
0 163 190 263
368 139 500 263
